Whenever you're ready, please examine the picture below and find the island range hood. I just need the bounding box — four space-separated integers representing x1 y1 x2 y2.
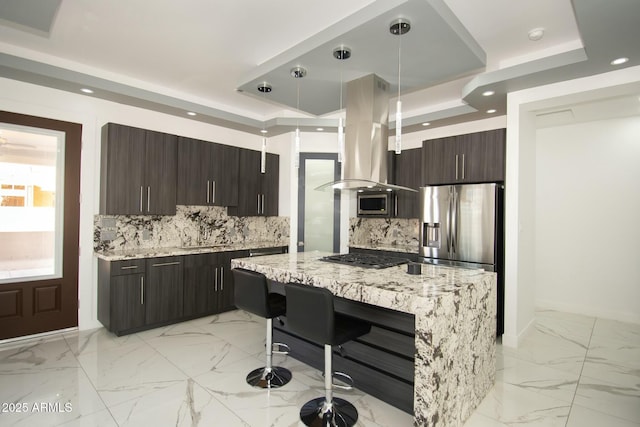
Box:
315 74 417 192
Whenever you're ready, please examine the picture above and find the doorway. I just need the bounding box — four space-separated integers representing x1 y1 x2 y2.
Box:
0 111 81 340
297 153 340 253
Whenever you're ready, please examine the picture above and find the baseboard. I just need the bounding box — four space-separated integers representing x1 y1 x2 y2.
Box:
501 316 536 348
536 299 640 325
0 327 77 350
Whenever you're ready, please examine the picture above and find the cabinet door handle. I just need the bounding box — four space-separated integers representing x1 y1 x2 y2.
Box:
461 154 465 180
257 194 261 214
261 194 265 214
214 267 218 291
140 186 144 212
220 267 224 291
206 180 210 204
455 155 459 180
151 261 181 267
211 181 216 204
120 265 138 270
394 194 398 217
147 186 151 212
140 276 144 305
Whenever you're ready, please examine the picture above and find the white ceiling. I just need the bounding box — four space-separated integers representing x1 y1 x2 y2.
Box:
0 0 639 135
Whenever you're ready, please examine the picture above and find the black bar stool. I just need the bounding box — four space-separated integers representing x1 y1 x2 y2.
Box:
285 282 371 427
232 268 292 389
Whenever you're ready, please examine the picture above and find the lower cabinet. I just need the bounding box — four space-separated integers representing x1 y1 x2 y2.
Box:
99 248 261 336
145 257 183 325
182 249 249 318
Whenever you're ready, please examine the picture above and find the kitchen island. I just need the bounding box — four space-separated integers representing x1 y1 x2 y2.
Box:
231 251 496 427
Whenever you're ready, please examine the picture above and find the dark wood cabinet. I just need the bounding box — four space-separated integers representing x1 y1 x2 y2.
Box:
98 248 280 335
100 123 177 215
389 147 422 218
145 257 183 324
177 137 239 207
422 129 505 185
183 253 218 318
98 258 146 336
217 250 249 312
228 149 279 216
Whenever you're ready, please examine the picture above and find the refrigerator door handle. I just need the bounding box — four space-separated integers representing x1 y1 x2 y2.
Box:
451 188 458 254
446 189 452 253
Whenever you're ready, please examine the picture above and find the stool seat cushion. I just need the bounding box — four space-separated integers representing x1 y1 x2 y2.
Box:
233 268 286 319
285 283 371 346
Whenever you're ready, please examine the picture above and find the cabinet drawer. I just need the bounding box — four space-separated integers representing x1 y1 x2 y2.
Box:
111 259 146 275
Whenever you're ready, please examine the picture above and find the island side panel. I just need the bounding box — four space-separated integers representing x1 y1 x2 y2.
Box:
414 274 496 427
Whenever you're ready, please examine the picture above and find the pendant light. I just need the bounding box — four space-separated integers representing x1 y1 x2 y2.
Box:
390 19 410 154
257 82 272 174
291 66 306 168
333 46 350 163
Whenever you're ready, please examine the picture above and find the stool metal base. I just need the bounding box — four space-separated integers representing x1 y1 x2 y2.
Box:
246 366 292 389
299 396 358 427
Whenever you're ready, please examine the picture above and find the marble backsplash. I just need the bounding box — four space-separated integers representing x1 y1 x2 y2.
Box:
94 206 289 252
349 217 420 253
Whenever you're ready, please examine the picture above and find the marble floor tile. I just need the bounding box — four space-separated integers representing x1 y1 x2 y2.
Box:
2 308 639 427
0 367 106 426
108 378 247 426
0 336 78 374
58 409 119 426
573 375 640 424
474 381 571 426
63 327 144 357
144 327 255 377
497 354 580 403
76 340 188 408
567 404 640 427
591 318 640 346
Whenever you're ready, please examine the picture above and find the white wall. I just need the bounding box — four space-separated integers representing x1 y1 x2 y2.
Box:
1 77 287 331
535 116 640 323
505 65 640 347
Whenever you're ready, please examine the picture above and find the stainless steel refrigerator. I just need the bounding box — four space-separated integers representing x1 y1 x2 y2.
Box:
419 183 504 334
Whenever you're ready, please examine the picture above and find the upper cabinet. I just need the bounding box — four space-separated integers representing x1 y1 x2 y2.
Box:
100 123 177 215
422 128 506 185
389 147 422 219
177 137 239 207
228 149 279 217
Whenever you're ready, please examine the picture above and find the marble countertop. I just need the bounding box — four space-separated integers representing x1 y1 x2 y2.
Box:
231 251 495 315
349 243 418 254
94 241 288 261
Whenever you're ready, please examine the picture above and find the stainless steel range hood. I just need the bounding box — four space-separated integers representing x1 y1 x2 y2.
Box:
316 74 417 192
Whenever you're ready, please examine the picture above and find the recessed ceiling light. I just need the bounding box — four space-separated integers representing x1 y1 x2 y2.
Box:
610 57 629 65
187 111 197 116
487 109 497 114
80 88 93 94
316 127 324 131
528 28 545 41
482 90 495 96
422 122 431 126
260 129 268 134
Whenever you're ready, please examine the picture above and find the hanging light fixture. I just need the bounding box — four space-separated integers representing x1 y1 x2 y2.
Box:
257 82 272 174
333 46 350 163
390 18 410 154
291 66 306 168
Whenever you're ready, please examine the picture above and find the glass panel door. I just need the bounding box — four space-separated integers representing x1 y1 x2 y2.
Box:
297 153 340 252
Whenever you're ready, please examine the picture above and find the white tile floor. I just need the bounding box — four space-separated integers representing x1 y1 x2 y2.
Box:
0 309 638 426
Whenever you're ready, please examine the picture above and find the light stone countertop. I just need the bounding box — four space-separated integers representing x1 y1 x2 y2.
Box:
94 240 288 261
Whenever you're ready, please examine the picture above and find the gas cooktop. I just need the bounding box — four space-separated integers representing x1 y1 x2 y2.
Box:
322 253 410 269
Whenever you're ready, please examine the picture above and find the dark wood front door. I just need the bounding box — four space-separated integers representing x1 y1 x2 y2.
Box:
0 111 81 340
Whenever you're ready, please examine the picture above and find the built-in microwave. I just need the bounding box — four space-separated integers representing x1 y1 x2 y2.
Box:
357 191 394 217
